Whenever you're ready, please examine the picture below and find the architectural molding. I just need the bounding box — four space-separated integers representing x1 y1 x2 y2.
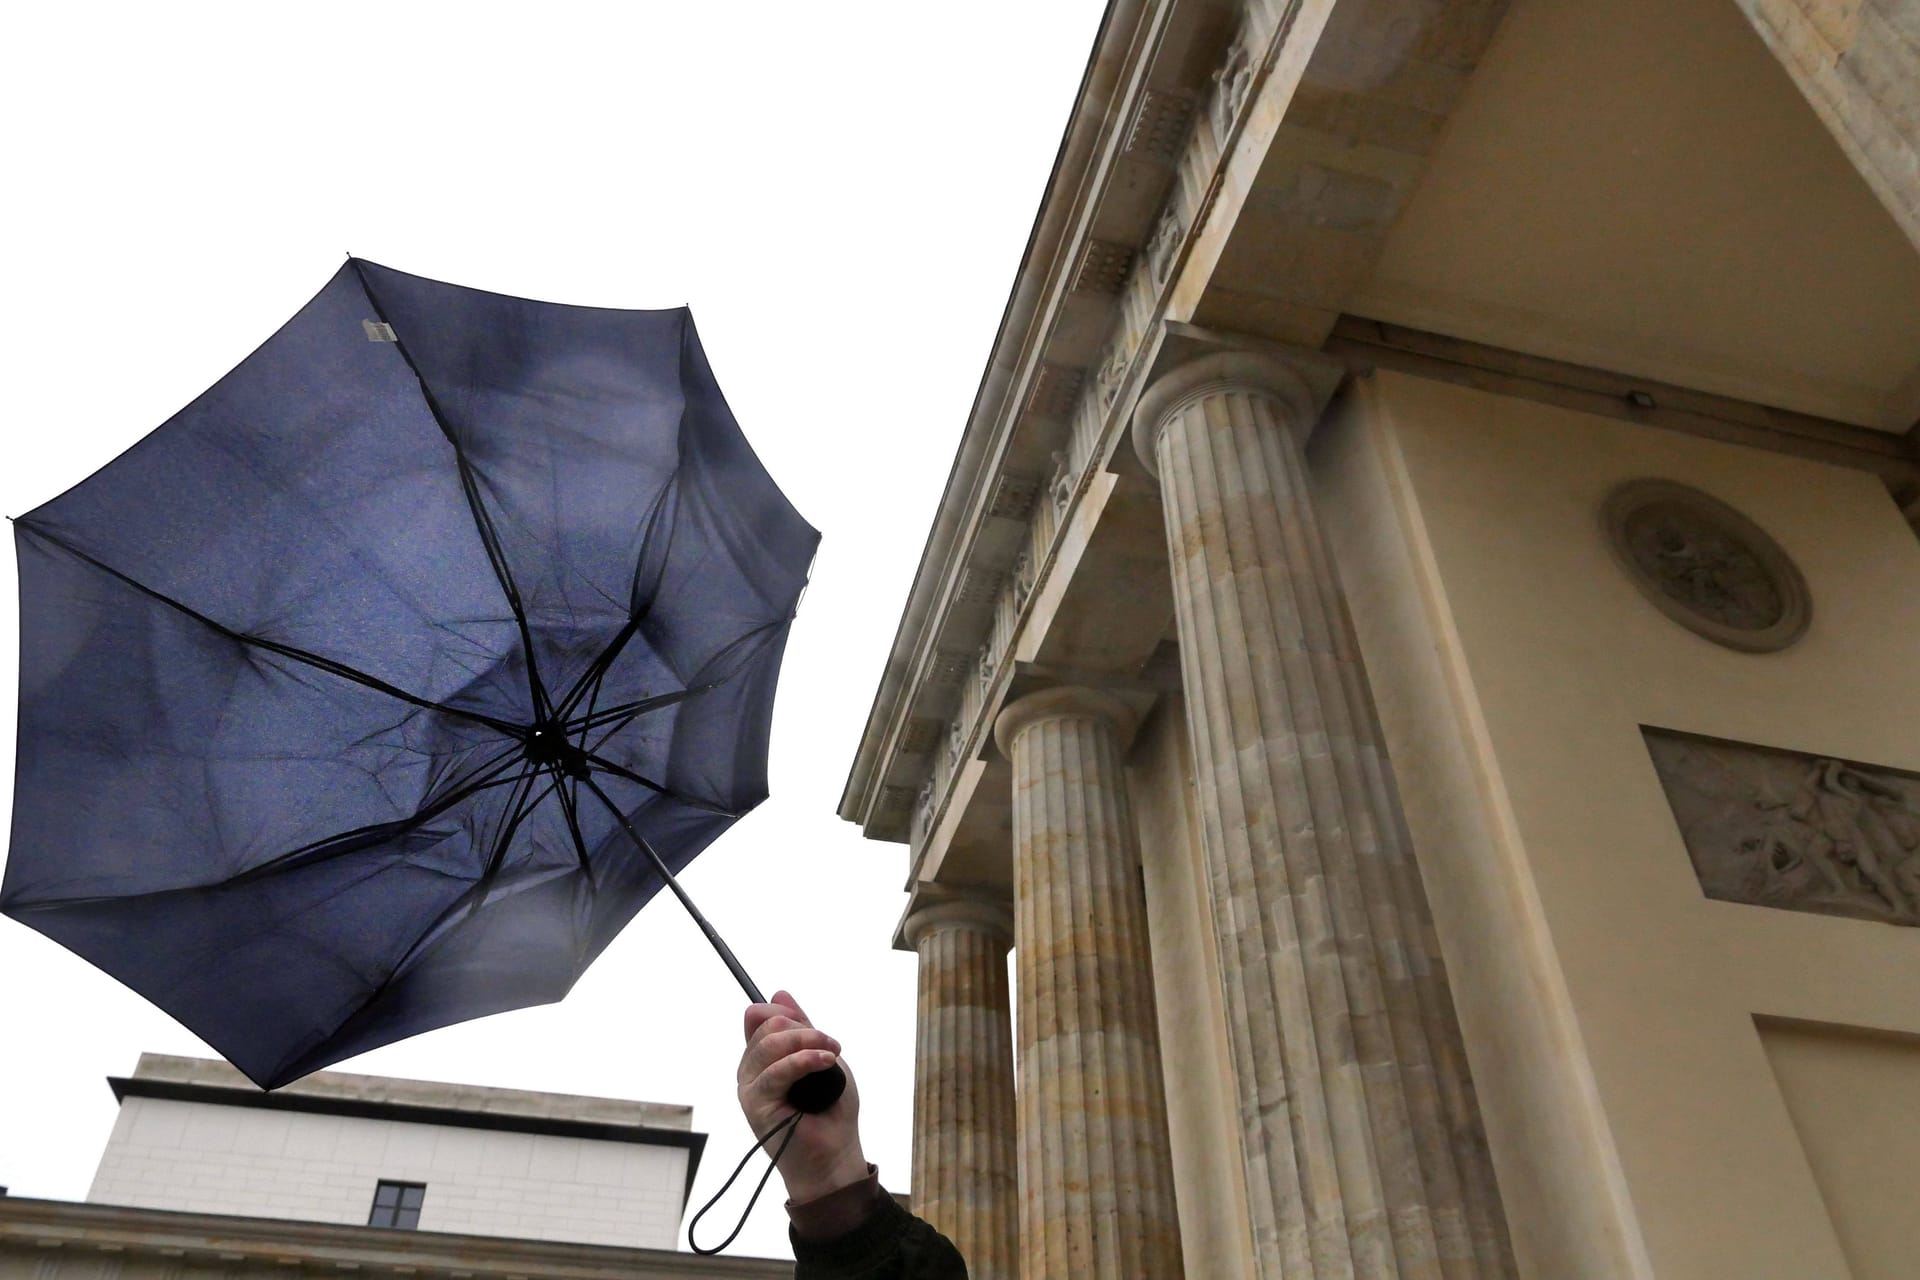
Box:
992 684 1139 757
109 1076 705 1155
1325 317 1920 487
897 882 1016 952
0 1197 787 1280
1131 346 1342 474
842 0 1314 853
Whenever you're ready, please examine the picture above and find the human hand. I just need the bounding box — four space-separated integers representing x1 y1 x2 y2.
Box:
737 990 866 1203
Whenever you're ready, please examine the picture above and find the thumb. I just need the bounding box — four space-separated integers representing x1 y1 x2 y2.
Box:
772 989 810 1023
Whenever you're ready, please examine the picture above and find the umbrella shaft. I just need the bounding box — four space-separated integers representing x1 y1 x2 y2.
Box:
654 854 767 1006
581 777 766 1005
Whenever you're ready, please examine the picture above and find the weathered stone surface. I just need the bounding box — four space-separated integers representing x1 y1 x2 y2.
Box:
905 893 1019 1280
994 687 1183 1279
1645 728 1920 926
1732 0 1920 251
1133 351 1516 1280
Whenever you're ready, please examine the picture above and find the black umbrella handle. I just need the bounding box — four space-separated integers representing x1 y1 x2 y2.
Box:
787 1063 847 1114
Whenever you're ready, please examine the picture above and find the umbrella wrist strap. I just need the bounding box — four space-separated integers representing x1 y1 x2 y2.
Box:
687 1110 804 1256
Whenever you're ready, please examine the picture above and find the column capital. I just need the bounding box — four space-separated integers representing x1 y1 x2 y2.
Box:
902 886 1014 950
992 684 1137 759
1130 347 1341 478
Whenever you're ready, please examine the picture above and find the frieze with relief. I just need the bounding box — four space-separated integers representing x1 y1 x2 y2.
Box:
1645 728 1920 926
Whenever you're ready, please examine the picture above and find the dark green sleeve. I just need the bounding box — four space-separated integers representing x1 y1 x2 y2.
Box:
790 1194 968 1280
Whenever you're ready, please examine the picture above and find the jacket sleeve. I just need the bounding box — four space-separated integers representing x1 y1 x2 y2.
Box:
788 1170 968 1280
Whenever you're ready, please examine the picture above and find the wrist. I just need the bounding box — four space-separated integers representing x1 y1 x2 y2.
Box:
781 1145 871 1205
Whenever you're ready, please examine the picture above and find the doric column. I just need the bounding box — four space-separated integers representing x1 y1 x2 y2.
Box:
904 890 1018 1280
993 687 1183 1279
1132 352 1516 1280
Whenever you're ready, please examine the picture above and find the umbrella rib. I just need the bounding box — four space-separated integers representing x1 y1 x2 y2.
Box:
567 684 718 734
554 613 646 725
323 768 561 1036
552 476 678 722
553 772 597 891
583 751 738 817
16 520 523 738
467 767 559 913
562 613 784 739
9 746 533 910
682 616 787 689
349 259 555 725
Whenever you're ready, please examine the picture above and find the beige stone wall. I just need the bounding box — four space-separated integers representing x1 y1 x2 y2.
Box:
1311 369 1920 1278
1759 1019 1920 1280
1731 0 1920 252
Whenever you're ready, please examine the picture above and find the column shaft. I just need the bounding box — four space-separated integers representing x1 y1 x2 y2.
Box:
1138 354 1516 1280
908 903 1018 1280
997 690 1183 1278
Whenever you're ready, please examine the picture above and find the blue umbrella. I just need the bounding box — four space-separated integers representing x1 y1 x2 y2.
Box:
4 260 841 1108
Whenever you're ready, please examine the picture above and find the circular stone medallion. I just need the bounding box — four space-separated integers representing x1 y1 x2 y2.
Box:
1600 479 1811 652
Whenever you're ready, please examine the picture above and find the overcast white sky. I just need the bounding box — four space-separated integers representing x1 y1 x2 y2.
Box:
0 2 1104 1260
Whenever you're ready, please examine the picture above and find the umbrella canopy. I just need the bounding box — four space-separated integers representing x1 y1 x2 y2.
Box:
3 260 819 1089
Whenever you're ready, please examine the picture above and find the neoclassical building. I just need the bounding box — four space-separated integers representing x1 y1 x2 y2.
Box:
840 1 1920 1278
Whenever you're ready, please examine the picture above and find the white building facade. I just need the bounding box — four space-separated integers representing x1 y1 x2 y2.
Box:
86 1054 700 1249
2 1055 789 1279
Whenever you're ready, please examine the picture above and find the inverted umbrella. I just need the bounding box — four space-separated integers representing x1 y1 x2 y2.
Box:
4 260 840 1108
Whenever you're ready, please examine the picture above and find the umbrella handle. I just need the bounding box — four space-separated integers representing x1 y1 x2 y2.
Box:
786 1063 847 1114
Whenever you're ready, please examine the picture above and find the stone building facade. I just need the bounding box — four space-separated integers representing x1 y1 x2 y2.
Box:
0 1055 784 1280
841 2 1920 1278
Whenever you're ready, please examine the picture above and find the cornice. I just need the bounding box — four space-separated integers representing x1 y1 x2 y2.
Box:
1325 318 1920 490
840 0 1308 852
112 1075 704 1150
836 0 1157 837
0 1197 789 1279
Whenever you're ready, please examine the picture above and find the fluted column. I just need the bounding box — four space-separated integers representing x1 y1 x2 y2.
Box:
1132 352 1516 1280
905 891 1018 1280
993 687 1183 1279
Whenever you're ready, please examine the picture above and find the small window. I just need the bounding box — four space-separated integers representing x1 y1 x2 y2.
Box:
368 1180 426 1230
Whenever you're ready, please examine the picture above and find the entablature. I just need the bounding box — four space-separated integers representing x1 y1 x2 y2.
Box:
840 0 1314 855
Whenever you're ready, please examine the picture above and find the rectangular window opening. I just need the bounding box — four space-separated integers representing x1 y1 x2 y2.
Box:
368 1179 426 1230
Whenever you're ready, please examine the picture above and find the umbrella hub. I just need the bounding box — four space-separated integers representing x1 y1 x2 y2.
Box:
523 721 591 780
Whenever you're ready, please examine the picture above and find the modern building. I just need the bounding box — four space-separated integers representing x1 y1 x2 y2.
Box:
842 2 1920 1279
0 1055 786 1279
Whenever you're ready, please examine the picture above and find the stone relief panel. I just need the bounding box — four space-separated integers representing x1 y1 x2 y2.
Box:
1645 728 1920 926
1602 479 1811 652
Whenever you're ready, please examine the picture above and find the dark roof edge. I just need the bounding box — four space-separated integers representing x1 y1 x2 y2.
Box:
108 1076 708 1165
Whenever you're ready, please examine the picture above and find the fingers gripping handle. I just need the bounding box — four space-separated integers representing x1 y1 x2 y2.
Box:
787 1062 847 1114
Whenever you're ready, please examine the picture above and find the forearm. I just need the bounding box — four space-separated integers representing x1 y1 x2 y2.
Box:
788 1168 968 1280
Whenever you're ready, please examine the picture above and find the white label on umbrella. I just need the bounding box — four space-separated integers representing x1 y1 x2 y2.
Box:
362 320 398 343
